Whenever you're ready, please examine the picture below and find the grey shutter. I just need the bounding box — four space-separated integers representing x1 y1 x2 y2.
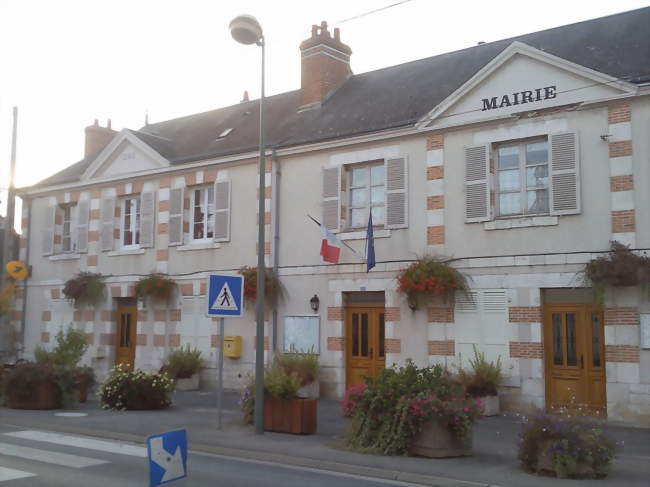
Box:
549 132 580 215
139 191 155 248
213 180 231 242
385 157 408 229
100 197 115 251
75 200 89 253
465 145 491 222
168 187 184 246
322 167 341 231
42 205 56 256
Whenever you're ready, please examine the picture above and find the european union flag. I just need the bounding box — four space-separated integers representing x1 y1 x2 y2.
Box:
366 212 376 272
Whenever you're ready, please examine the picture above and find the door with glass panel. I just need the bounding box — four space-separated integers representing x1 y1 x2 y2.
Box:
346 308 386 387
544 304 606 415
115 305 137 371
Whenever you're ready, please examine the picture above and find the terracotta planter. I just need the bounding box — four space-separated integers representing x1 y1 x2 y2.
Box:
264 397 317 434
411 419 472 458
76 375 91 403
8 381 59 410
176 374 199 391
478 394 499 416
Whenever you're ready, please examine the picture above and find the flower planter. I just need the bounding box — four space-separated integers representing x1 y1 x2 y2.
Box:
411 419 473 458
77 375 90 403
176 374 200 392
479 394 499 416
264 397 317 434
8 381 59 410
296 381 319 399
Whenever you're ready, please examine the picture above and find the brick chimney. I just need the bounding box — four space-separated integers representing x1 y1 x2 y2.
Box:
84 119 117 157
300 21 352 108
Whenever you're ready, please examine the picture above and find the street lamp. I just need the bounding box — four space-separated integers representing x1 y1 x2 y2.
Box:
230 14 266 435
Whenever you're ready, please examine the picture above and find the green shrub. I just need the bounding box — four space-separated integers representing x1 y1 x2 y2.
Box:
163 345 204 379
1 361 78 408
458 345 502 397
76 365 96 387
346 360 482 455
276 347 319 386
35 325 88 368
518 410 617 478
99 364 175 410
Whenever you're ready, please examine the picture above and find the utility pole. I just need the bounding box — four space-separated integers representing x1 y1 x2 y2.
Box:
2 107 18 287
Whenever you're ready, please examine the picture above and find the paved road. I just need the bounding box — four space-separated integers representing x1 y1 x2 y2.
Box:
0 425 423 487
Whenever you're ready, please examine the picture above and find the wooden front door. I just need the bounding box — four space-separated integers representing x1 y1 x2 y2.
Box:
115 305 137 371
544 303 606 415
346 307 386 387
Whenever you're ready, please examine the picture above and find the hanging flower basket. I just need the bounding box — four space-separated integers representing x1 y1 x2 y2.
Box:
135 273 176 303
583 241 650 302
396 257 469 310
238 266 284 308
62 272 106 307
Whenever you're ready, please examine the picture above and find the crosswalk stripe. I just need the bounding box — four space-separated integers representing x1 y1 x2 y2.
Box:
0 442 108 468
0 466 35 482
4 431 147 458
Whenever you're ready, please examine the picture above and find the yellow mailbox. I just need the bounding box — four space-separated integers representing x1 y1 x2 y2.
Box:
223 335 242 358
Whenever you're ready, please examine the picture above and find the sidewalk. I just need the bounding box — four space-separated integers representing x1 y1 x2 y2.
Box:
1 391 648 487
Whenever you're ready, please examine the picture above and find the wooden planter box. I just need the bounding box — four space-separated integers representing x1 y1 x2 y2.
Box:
176 374 200 391
411 419 472 458
8 381 59 410
264 398 317 434
77 375 92 403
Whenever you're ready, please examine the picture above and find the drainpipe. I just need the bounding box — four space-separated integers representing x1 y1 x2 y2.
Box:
271 149 281 356
19 196 31 357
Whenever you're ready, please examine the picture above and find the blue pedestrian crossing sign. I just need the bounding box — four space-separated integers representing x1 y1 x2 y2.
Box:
207 274 244 317
147 429 187 487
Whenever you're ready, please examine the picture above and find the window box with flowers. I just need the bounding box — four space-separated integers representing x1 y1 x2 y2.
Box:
62 272 106 308
396 257 469 310
135 273 176 303
238 266 284 310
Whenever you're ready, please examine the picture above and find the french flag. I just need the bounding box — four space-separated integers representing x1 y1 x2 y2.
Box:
320 226 341 264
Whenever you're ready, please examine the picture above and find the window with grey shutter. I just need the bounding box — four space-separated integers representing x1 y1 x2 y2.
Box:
139 191 155 248
76 200 89 253
42 204 56 256
549 132 580 215
322 167 340 231
100 197 115 251
385 157 408 229
465 145 491 222
213 180 231 242
168 187 184 246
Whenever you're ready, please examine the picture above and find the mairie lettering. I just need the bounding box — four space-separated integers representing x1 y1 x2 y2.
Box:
481 85 557 111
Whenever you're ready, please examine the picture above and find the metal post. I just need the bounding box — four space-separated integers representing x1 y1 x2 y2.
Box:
2 107 18 288
254 37 266 435
217 317 225 430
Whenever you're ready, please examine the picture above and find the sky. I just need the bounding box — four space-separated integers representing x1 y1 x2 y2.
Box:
0 0 648 224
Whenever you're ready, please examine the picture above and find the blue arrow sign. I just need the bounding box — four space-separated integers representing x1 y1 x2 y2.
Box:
147 429 187 487
207 274 244 317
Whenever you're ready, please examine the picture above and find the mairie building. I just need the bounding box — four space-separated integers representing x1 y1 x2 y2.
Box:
13 8 650 424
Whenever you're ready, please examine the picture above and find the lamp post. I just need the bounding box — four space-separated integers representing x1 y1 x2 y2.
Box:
230 14 266 435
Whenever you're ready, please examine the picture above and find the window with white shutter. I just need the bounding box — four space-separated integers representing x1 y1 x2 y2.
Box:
385 157 408 229
100 197 115 251
465 145 491 222
168 187 184 246
121 197 140 248
549 132 580 215
75 200 89 253
42 205 56 256
139 191 155 248
213 180 231 242
191 186 215 241
322 167 341 231
347 162 384 228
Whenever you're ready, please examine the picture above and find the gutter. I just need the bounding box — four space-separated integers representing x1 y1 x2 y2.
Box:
19 196 31 355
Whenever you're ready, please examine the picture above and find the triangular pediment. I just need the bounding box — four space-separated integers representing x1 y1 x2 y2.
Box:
81 130 170 181
417 42 637 130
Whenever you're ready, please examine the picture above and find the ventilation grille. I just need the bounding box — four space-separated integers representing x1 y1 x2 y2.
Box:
482 290 507 312
455 291 478 312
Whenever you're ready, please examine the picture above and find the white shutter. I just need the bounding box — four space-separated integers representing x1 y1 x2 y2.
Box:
100 197 115 251
385 157 408 229
213 180 231 242
465 145 491 222
139 191 155 248
322 167 341 231
168 187 184 246
42 204 56 256
549 132 580 216
75 200 89 253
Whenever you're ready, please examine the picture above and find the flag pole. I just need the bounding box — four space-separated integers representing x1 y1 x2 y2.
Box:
307 214 366 261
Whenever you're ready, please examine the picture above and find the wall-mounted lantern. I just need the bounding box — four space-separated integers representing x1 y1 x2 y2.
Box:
310 294 320 313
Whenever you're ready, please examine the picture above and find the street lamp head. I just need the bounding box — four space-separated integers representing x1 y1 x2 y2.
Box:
229 14 263 45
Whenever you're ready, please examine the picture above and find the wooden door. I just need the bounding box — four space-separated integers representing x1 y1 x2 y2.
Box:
345 307 386 387
115 305 137 371
544 304 606 415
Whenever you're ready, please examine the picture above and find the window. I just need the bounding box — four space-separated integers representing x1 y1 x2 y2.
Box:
122 197 141 247
61 205 74 252
348 163 384 228
192 187 214 240
496 138 549 216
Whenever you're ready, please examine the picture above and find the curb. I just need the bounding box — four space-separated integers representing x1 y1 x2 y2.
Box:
1 420 499 487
